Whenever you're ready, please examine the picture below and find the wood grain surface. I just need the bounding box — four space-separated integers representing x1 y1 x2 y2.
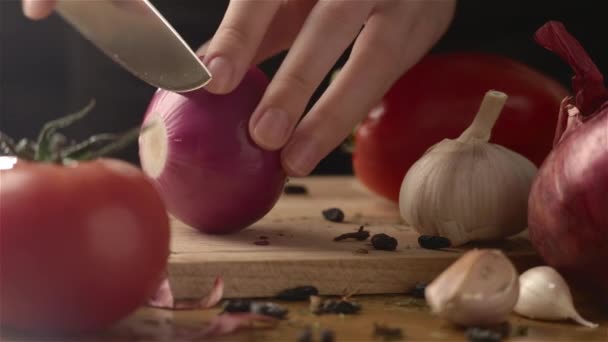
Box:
168 176 542 299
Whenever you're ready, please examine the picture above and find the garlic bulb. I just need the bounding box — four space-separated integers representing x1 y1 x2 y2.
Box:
425 249 520 326
398 90 537 246
514 266 598 328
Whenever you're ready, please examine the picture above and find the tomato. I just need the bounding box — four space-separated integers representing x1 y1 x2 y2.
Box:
0 157 170 334
352 52 569 203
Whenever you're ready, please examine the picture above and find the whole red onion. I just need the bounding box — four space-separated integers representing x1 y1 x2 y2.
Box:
528 21 608 301
138 66 286 234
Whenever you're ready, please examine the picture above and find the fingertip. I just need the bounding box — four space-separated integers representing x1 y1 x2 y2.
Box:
250 108 292 151
202 55 236 94
280 138 318 177
22 0 55 20
196 41 210 56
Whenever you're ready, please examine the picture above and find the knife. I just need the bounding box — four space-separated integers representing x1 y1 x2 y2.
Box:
55 0 212 92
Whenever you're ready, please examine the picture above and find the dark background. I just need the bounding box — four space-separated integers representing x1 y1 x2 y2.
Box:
1 0 606 174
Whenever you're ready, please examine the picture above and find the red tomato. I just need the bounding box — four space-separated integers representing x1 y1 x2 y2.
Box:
0 157 170 334
353 52 569 203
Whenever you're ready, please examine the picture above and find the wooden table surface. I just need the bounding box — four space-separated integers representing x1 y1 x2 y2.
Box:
2 176 607 341
4 293 606 341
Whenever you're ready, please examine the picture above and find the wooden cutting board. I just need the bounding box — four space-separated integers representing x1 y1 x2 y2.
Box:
167 176 542 299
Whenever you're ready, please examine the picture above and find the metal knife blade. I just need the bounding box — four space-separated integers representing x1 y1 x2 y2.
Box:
55 0 212 92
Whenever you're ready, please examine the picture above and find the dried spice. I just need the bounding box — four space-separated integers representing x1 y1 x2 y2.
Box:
417 235 451 249
373 323 404 341
322 208 345 222
334 226 369 241
354 248 369 254
254 240 270 246
284 184 308 194
465 327 504 342
371 233 398 251
407 283 427 299
276 286 319 301
310 295 361 315
320 329 336 342
222 299 288 319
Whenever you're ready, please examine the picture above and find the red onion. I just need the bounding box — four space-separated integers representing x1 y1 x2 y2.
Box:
528 21 608 301
138 66 286 234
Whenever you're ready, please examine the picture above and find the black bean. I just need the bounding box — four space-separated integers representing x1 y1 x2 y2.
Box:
250 302 288 319
408 282 427 299
284 184 308 194
465 327 503 342
222 299 252 313
371 233 398 251
418 235 451 249
316 299 361 315
276 286 319 301
322 208 345 222
222 299 288 319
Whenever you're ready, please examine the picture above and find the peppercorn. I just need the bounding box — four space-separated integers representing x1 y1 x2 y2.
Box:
371 233 398 251
322 208 345 222
418 235 451 249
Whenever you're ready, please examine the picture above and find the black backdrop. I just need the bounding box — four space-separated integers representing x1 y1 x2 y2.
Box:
1 0 606 174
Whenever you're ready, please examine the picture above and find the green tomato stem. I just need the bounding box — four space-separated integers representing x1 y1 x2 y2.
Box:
2 99 145 164
35 99 96 161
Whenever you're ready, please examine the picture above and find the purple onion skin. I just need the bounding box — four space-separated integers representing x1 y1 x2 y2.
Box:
528 108 608 300
140 66 286 234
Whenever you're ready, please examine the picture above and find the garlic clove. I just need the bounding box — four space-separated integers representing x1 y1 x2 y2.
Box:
425 249 520 326
514 266 598 328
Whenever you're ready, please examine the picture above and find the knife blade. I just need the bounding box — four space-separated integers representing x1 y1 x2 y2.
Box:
55 0 212 92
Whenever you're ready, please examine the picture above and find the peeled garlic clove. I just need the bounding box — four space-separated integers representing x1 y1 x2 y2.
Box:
425 249 520 326
514 266 598 328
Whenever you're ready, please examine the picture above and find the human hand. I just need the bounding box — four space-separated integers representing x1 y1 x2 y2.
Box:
22 0 56 20
199 0 457 177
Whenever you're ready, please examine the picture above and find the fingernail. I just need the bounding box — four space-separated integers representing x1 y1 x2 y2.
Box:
283 140 318 176
252 109 290 149
205 56 233 93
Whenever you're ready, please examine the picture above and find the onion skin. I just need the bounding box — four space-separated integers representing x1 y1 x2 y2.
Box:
139 66 286 234
528 109 608 299
527 21 608 303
